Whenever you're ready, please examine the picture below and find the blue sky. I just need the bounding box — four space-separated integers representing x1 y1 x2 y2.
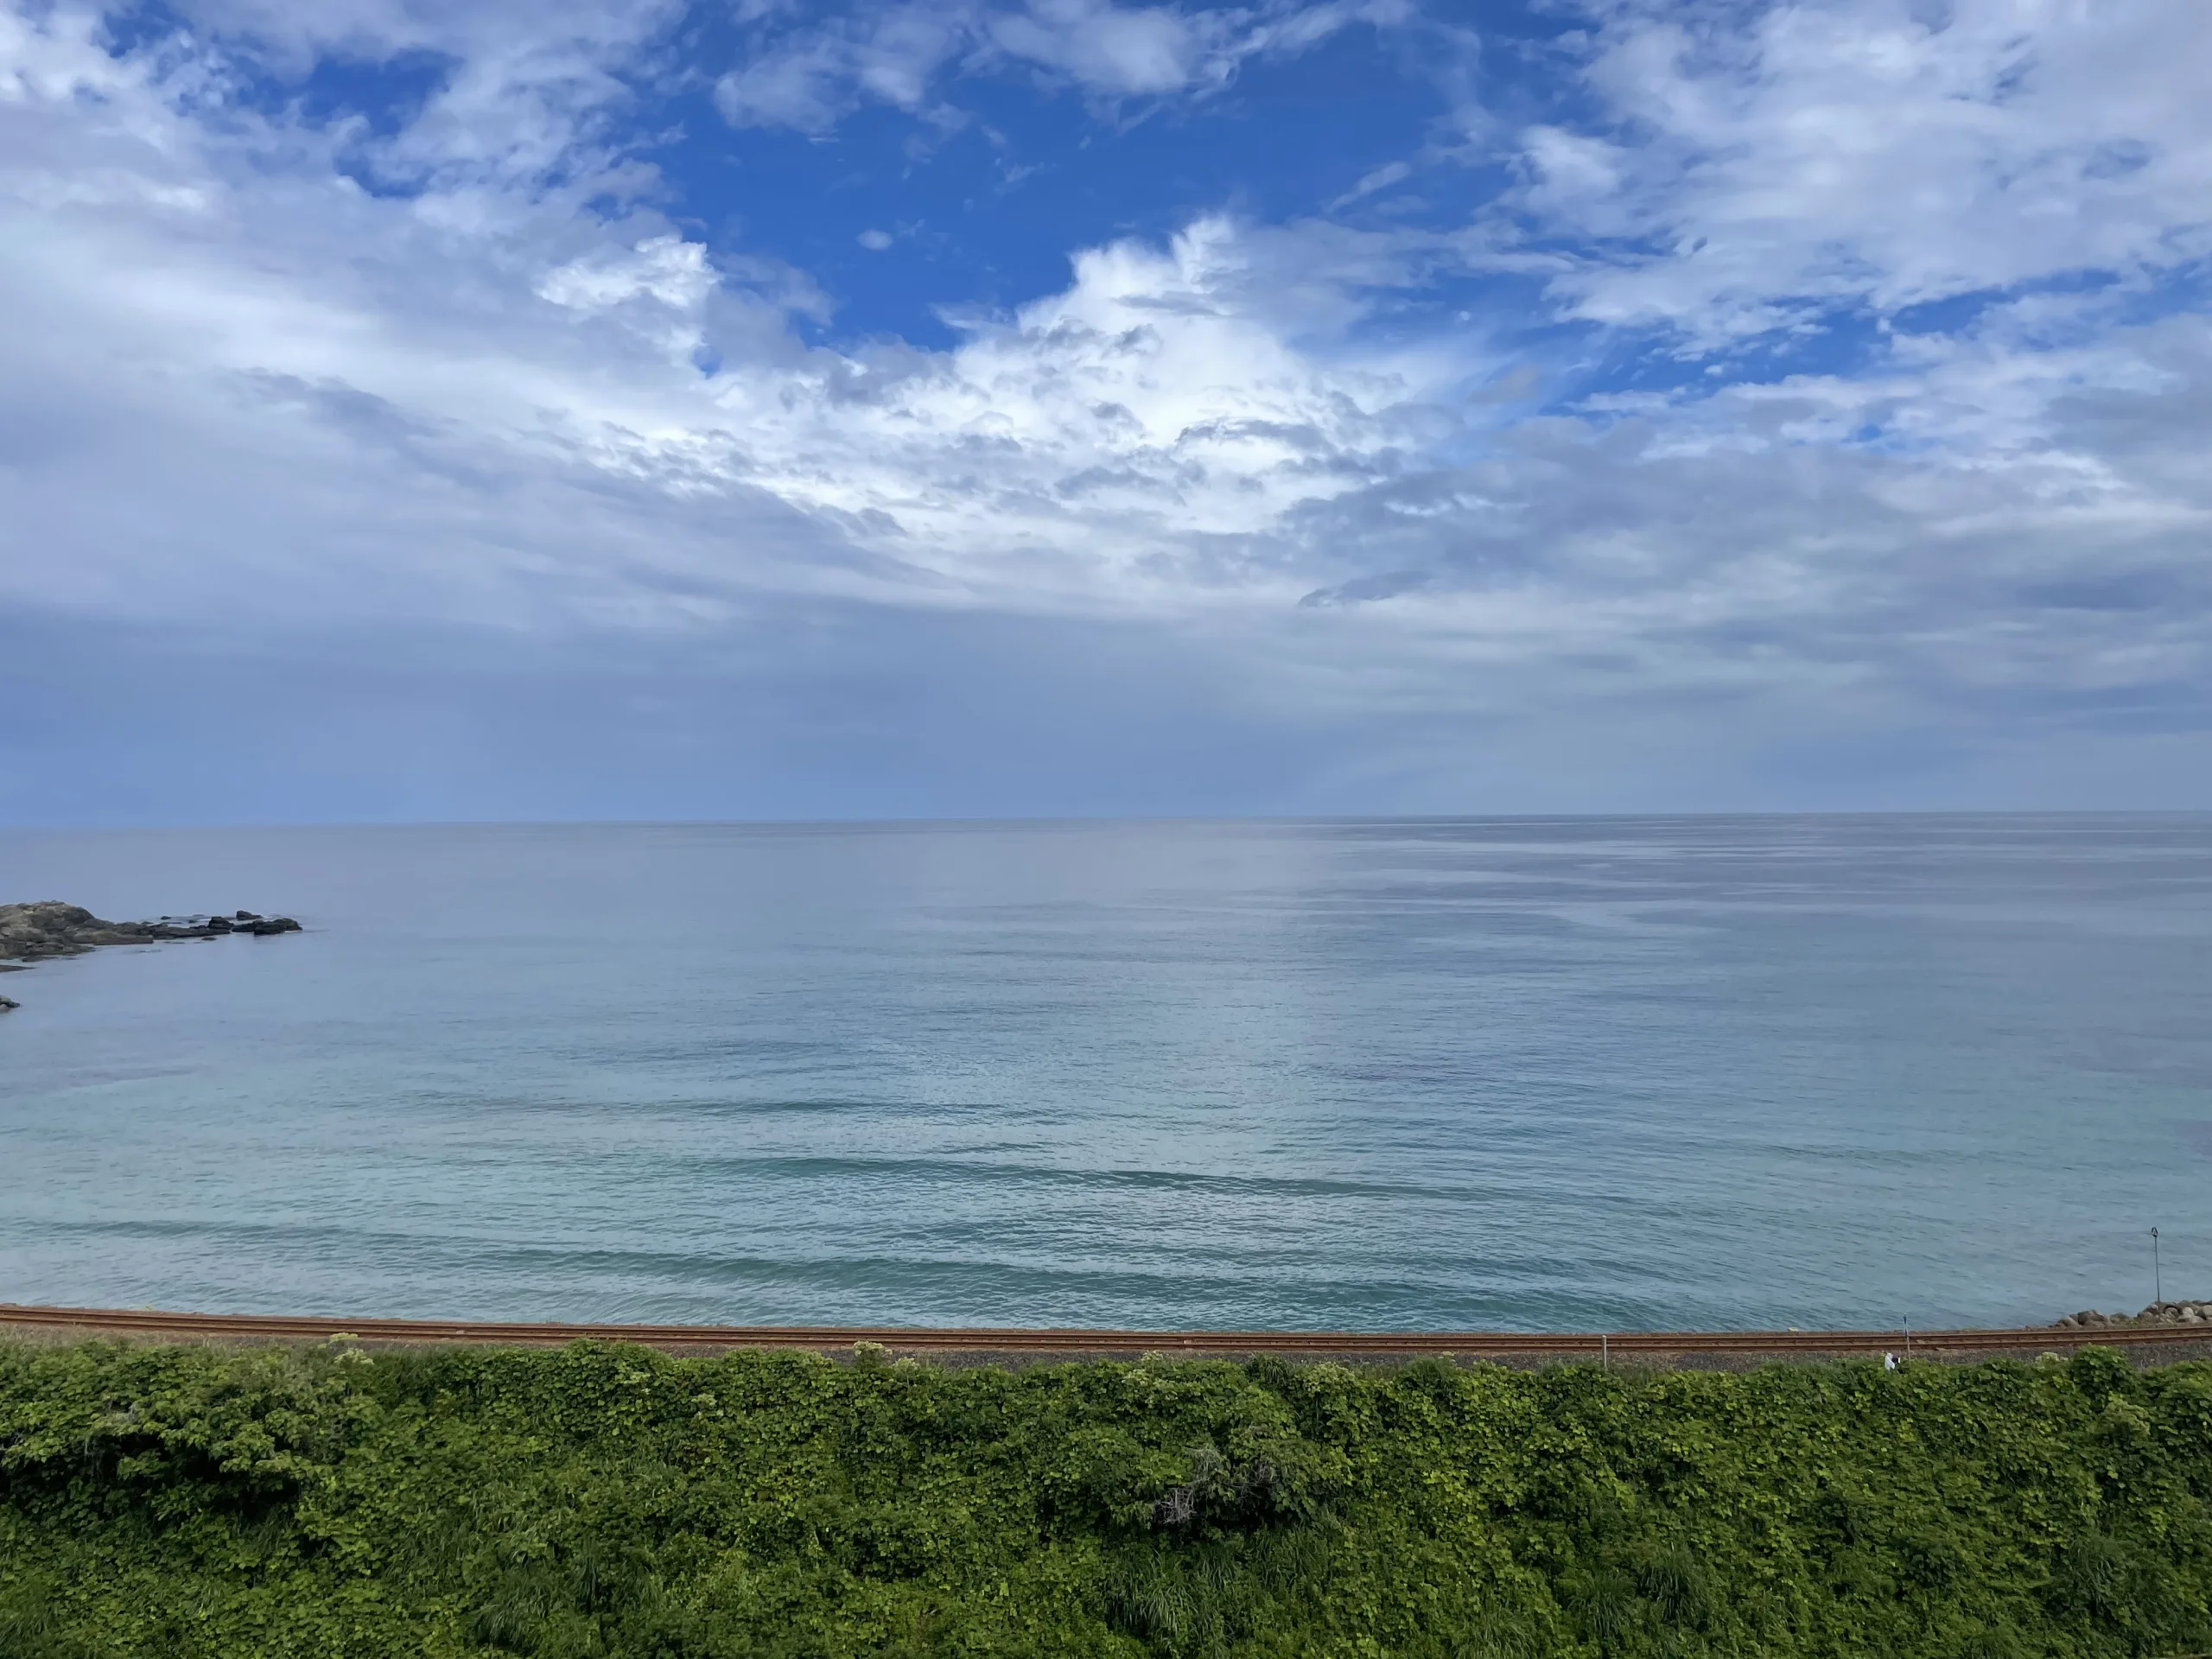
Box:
3 0 2210 823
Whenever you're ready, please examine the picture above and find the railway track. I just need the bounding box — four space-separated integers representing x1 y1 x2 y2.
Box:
4 1302 2207 1360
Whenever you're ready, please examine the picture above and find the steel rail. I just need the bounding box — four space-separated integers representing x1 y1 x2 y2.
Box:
3 1303 2205 1358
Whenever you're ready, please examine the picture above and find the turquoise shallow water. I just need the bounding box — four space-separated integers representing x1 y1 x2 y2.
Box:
2 817 2208 1332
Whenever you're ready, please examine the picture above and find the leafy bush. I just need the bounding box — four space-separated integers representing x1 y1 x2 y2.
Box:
3 1338 2210 1656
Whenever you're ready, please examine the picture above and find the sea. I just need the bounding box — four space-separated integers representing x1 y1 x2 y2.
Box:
2 817 2207 1333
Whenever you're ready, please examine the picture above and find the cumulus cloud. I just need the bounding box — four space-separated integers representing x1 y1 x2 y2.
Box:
694 216 1484 603
0 4 1464 625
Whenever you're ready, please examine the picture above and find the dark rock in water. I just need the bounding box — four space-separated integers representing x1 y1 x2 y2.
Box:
235 910 260 922
0 994 17 1011
0 902 143 960
1 901 302 969
205 917 234 933
248 918 302 936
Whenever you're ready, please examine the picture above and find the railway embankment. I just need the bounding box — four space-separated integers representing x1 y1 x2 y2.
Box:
5 1300 2210 1368
3 1319 2211 1655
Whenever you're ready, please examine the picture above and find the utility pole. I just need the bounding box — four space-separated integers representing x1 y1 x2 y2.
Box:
2152 1228 2162 1306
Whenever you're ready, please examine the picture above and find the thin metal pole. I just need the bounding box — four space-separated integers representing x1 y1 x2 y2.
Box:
2153 1228 2162 1306
1601 1332 1608 1370
1904 1315 1910 1363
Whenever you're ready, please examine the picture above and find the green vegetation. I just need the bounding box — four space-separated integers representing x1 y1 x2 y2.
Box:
4 1339 2211 1657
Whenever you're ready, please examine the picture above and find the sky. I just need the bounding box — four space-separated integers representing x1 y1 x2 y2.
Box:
3 0 2209 823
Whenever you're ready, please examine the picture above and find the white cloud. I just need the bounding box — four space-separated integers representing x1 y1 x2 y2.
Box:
690 216 1484 602
984 0 1223 95
0 6 1453 625
715 28 900 131
539 236 717 313
3 0 2210 809
714 0 1370 130
537 236 723 359
1497 0 2212 346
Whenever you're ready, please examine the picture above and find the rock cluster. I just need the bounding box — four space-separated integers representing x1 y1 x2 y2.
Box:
0 903 301 1009
185 910 305 938
2052 1300 2212 1328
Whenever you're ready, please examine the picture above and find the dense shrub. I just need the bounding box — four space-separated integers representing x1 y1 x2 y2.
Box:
3 1339 2210 1656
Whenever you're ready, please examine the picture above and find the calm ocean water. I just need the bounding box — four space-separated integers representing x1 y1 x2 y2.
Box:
2 817 2208 1332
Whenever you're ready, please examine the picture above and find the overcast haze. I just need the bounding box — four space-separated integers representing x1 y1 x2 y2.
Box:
3 0 2209 823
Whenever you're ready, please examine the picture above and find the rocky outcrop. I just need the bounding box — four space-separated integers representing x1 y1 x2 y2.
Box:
0 903 302 1007
2052 1300 2211 1329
